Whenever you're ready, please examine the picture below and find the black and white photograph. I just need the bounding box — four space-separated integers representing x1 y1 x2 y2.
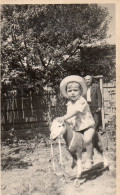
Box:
1 3 118 195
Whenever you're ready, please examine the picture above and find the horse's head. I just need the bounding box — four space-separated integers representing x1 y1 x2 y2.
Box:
50 119 66 140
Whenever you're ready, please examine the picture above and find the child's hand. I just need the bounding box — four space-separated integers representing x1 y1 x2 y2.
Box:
56 117 64 124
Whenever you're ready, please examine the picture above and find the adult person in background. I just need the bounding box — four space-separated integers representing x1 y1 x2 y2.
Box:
84 75 102 132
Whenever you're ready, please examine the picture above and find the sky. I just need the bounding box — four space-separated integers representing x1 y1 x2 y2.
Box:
99 4 115 45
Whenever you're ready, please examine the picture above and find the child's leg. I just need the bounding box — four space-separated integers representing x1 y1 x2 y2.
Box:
83 127 95 169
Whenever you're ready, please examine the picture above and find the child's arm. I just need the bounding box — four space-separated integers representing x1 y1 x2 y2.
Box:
57 110 78 123
57 98 87 123
63 110 79 121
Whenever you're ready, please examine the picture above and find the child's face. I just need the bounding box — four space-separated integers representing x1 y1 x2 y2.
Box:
66 82 82 101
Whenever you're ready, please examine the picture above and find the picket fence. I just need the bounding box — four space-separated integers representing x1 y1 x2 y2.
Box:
1 80 116 140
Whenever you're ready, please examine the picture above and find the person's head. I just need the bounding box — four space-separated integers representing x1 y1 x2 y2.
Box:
60 75 87 99
84 75 92 87
66 82 82 101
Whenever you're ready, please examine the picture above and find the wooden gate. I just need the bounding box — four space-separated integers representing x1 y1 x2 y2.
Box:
94 76 116 129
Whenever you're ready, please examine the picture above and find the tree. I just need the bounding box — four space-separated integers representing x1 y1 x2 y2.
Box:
1 4 113 96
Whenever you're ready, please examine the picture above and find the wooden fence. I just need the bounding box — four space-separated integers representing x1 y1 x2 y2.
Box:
1 80 116 141
103 81 116 122
1 92 67 140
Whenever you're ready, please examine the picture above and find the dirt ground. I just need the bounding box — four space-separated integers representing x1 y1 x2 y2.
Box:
1 132 116 195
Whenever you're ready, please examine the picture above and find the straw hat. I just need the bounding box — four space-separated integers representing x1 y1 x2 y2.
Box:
60 75 87 98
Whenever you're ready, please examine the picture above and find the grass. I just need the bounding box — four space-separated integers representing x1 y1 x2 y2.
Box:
1 126 116 195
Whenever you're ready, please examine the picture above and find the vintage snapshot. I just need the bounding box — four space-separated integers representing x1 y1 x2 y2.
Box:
1 3 117 195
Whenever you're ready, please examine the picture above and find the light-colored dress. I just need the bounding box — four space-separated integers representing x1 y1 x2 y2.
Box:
66 96 95 131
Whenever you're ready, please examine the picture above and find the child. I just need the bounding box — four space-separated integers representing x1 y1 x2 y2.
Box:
57 75 95 169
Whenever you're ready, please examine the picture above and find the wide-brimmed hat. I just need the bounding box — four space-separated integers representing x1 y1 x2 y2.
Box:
60 75 87 98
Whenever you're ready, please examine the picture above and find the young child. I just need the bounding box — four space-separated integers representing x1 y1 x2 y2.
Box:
57 75 95 169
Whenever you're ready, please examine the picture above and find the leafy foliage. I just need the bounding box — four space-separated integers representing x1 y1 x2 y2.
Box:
1 4 114 96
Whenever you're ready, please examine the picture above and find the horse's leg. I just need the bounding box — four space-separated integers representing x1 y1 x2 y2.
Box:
71 158 77 169
71 153 77 169
93 131 109 168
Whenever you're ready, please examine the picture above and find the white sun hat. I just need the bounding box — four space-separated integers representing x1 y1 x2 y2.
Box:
60 75 87 98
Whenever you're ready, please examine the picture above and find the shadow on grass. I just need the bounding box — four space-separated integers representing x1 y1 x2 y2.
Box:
1 156 32 170
70 162 109 184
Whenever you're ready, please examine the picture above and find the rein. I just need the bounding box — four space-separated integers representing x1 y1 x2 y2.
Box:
68 130 76 150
